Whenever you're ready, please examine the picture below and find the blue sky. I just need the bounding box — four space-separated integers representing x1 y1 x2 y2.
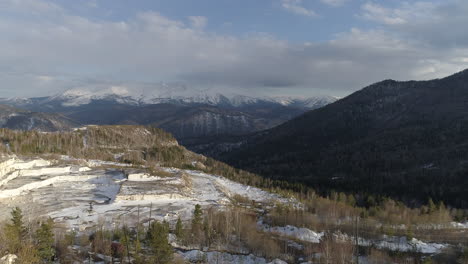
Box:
0 0 467 97
52 0 366 42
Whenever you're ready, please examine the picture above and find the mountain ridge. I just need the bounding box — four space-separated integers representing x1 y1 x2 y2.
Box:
217 69 468 207
0 104 77 131
0 87 335 140
1 85 337 109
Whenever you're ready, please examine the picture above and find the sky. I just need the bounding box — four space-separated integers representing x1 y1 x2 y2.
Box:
0 0 467 98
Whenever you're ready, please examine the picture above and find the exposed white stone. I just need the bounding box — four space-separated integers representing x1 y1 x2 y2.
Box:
0 254 17 264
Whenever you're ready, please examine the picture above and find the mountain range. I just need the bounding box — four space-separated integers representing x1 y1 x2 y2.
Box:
4 70 468 207
0 86 336 140
216 69 468 208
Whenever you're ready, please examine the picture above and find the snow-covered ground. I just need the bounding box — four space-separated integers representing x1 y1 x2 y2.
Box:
451 221 468 229
0 156 285 232
261 224 324 244
178 250 287 264
259 221 448 254
0 156 456 259
361 236 447 254
176 169 289 204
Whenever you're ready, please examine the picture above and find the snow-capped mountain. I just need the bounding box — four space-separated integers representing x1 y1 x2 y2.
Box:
266 95 339 109
25 84 337 109
0 85 336 142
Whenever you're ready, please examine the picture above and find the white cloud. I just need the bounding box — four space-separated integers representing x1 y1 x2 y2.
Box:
0 0 467 98
0 0 63 15
188 16 207 30
87 1 98 8
320 0 349 7
281 0 317 17
360 1 441 26
360 1 468 48
360 2 407 25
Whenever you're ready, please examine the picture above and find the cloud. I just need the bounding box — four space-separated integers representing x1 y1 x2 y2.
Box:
0 0 467 98
361 1 439 26
320 0 349 7
360 1 468 48
87 1 98 8
281 0 317 17
0 0 63 18
360 2 408 25
188 16 207 30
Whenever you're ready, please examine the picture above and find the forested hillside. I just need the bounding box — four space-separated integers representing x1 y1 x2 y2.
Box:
0 105 76 132
0 125 290 191
0 125 467 263
221 69 468 208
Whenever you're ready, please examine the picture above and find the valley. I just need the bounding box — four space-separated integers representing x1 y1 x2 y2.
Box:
0 125 466 263
2 1 468 263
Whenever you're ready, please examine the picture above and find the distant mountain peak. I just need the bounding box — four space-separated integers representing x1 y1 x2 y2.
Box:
62 86 130 97
41 84 337 108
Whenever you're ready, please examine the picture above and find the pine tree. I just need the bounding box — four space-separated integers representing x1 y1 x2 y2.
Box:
35 218 55 262
133 238 145 264
192 204 203 229
203 218 211 247
347 194 356 207
120 225 131 263
405 226 414 241
428 198 437 214
191 204 204 247
175 217 184 240
4 207 27 253
147 221 173 264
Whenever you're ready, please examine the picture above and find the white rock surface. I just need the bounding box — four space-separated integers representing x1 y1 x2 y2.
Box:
127 173 161 181
0 254 17 264
0 158 286 231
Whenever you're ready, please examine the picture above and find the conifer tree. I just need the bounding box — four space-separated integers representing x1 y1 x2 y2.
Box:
192 204 203 229
4 207 27 253
428 198 437 214
203 218 212 247
147 221 173 264
35 218 55 262
191 204 204 246
175 217 184 240
120 225 131 263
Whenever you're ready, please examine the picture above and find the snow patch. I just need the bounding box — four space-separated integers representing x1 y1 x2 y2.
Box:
178 249 286 264
0 175 102 199
358 236 448 254
115 193 188 201
451 221 468 229
261 224 323 243
127 173 161 181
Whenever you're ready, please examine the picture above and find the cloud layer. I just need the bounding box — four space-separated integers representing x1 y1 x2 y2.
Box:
281 0 317 17
0 0 467 97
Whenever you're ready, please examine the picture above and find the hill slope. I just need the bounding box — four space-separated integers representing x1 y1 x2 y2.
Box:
42 102 307 139
221 69 468 207
0 105 76 131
